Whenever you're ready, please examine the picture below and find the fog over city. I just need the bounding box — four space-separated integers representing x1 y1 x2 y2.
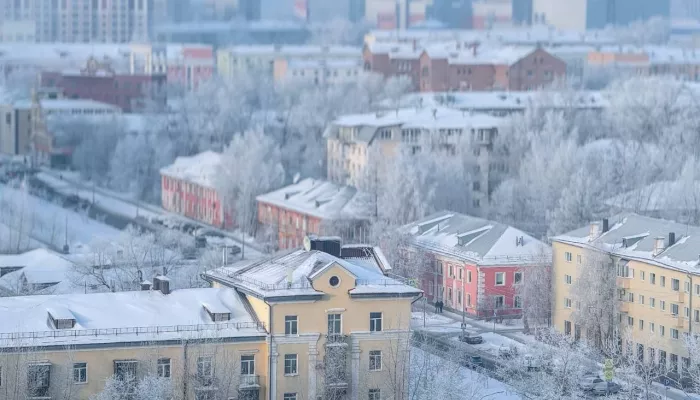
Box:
1 1 700 399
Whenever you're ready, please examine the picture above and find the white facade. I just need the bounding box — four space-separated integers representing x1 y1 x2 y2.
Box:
273 58 365 86
532 0 587 31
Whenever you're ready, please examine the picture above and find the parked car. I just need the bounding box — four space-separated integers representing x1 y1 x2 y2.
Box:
460 334 483 344
197 228 225 238
466 355 483 370
592 381 621 396
579 376 605 391
228 245 242 255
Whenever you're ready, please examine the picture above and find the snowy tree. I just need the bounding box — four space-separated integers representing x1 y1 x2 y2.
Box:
217 129 285 254
516 259 552 332
90 375 172 400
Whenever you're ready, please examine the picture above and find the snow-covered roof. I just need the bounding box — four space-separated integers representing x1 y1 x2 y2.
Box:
401 211 551 266
159 150 222 188
204 248 420 300
256 178 374 221
0 287 264 348
446 46 538 66
387 91 608 112
222 45 360 57
328 107 504 142
0 249 75 295
285 58 362 70
605 180 700 213
13 98 122 112
553 213 700 273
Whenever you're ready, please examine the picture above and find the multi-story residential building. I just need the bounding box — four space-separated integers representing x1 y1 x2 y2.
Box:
203 236 421 400
217 45 360 83
40 57 167 113
364 43 566 91
532 0 670 31
552 214 700 375
325 107 504 212
273 58 365 86
256 178 374 250
160 151 231 229
587 46 700 81
401 211 550 317
0 96 120 160
472 0 512 29
130 43 214 91
427 0 473 29
307 0 366 23
0 19 35 42
0 285 269 400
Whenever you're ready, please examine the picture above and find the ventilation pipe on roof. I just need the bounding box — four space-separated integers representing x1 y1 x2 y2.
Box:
669 232 676 247
589 222 600 241
602 218 609 233
653 237 666 256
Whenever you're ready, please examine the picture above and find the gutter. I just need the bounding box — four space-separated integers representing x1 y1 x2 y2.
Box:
411 292 424 305
264 297 274 400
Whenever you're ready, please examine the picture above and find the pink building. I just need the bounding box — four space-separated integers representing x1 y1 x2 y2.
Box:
130 44 214 91
401 211 550 318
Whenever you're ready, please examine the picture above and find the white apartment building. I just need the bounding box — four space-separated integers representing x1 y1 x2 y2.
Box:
217 45 361 82
273 58 365 86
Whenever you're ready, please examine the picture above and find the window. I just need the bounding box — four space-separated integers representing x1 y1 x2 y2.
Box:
564 320 571 335
328 314 342 335
241 355 255 375
369 388 381 400
639 295 645 305
514 296 522 309
672 329 679 340
650 297 656 308
672 303 679 316
672 279 680 291
495 296 505 308
73 362 87 384
565 298 572 308
284 354 298 375
369 350 382 371
686 281 691 293
564 274 572 285
495 272 505 286
370 312 382 332
696 284 700 296
114 360 137 382
467 293 471 307
650 273 656 284
628 316 634 326
661 300 667 311
467 270 472 283
650 323 655 333
640 271 645 281
284 394 297 400
458 268 463 280
157 358 171 378
197 356 213 384
565 252 572 262
685 307 691 319
639 320 644 330
660 325 666 336
448 287 453 300
285 316 298 335
448 264 453 277
514 272 522 284
695 310 700 323
577 254 582 264
628 292 634 302
661 276 666 287
28 364 50 398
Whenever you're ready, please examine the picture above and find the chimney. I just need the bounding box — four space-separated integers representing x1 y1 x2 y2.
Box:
653 237 665 256
153 275 170 294
669 232 676 247
412 39 417 51
140 280 152 291
286 268 294 288
602 218 609 233
589 222 600 240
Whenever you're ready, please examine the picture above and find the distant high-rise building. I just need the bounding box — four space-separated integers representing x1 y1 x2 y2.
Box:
259 0 298 20
426 0 473 29
672 0 700 19
307 0 365 23
533 0 670 30
512 0 533 25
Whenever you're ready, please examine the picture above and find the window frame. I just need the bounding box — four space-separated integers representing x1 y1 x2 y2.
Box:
495 272 505 286
27 363 51 398
369 350 382 371
328 313 342 335
369 388 381 400
284 354 298 376
72 362 87 384
157 358 171 379
285 315 298 335
369 312 383 332
283 394 297 400
240 355 255 376
514 272 522 285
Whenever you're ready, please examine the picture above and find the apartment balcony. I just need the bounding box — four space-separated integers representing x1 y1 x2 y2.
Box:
676 316 687 330
616 277 631 289
619 302 630 313
676 291 686 303
239 375 260 389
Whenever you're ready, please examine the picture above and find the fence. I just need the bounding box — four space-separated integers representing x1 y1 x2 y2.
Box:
0 321 265 341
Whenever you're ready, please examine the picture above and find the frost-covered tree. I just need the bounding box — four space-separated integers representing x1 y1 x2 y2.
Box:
91 375 172 400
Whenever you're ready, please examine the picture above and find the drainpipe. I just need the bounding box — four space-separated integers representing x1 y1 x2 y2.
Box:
264 298 275 400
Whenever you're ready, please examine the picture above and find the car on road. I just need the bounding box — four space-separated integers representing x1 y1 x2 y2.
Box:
460 334 483 344
196 228 225 238
466 355 484 370
228 245 242 255
579 376 605 391
591 381 621 396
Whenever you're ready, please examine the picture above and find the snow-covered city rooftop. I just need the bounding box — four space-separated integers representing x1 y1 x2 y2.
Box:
159 150 222 188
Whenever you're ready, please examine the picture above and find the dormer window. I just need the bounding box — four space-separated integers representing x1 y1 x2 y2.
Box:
47 307 76 329
203 303 231 322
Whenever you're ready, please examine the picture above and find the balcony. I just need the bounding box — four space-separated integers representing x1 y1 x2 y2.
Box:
676 291 686 303
616 277 631 289
619 302 630 313
676 317 687 329
239 375 260 389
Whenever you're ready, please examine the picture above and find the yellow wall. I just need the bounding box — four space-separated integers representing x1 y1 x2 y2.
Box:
0 340 267 400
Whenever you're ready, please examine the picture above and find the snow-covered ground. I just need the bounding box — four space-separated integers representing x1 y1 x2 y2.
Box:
411 311 480 334
410 346 521 400
0 183 121 252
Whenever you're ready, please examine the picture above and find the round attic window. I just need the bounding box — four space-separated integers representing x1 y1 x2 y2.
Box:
329 276 340 287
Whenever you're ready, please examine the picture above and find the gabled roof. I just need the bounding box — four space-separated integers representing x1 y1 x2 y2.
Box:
203 248 420 301
553 213 700 273
0 249 75 295
159 150 221 188
256 178 374 221
401 211 550 266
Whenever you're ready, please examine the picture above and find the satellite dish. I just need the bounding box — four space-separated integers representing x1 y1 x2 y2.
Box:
303 236 312 251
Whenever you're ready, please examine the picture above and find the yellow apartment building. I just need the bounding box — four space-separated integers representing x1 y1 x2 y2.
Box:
0 280 268 400
552 213 700 375
204 236 422 400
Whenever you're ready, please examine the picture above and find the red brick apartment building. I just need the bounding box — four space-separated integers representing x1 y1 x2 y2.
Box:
256 178 373 250
40 57 166 113
364 43 566 91
159 151 232 228
401 211 551 318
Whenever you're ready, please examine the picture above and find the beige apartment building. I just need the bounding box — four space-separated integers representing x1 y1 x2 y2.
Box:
325 107 504 213
0 238 420 400
552 214 700 375
204 236 421 400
